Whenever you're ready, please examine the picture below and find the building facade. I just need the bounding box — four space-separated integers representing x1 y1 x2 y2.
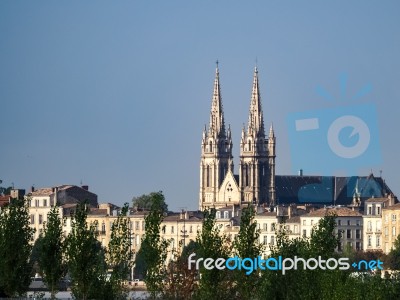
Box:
199 66 276 210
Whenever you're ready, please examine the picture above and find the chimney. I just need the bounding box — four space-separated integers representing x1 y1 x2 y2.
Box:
81 185 89 191
31 186 35 193
299 169 303 176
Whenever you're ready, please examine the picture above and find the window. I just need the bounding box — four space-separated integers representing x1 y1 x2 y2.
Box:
101 222 106 234
392 214 397 222
356 242 361 251
377 206 381 215
263 236 268 245
171 226 174 234
368 206 372 215
224 211 229 219
30 215 35 224
367 221 372 232
189 225 193 233
39 214 43 225
347 220 351 226
356 229 361 239
346 229 351 239
392 226 396 236
43 199 47 207
35 199 39 207
216 211 221 219
263 223 268 231
376 220 381 232
135 221 139 230
303 229 307 237
271 223 276 232
270 236 275 246
356 220 360 226
367 235 372 247
302 220 306 226
376 236 381 247
338 220 342 226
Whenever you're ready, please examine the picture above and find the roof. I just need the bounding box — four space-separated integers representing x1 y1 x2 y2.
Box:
275 174 392 206
256 211 276 217
303 207 362 217
0 195 11 207
383 203 400 211
365 197 390 203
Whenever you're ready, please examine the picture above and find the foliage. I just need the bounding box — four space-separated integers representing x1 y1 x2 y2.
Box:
385 234 400 270
193 208 233 300
106 203 133 299
140 191 170 298
232 205 264 299
38 206 65 299
65 202 107 300
0 198 34 297
132 191 168 212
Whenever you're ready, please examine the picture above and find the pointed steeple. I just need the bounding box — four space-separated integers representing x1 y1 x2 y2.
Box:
247 66 265 137
209 63 226 137
269 123 275 138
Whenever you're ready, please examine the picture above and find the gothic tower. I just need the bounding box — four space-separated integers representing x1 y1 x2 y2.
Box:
239 67 275 206
199 65 234 210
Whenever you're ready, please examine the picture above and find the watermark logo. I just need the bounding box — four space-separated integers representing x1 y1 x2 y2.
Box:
286 74 382 202
188 253 383 275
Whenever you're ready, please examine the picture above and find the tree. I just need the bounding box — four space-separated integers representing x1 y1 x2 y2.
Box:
140 191 169 298
65 202 107 300
0 198 34 297
386 234 400 270
193 209 233 300
132 191 168 212
38 205 65 299
106 203 133 299
232 205 264 299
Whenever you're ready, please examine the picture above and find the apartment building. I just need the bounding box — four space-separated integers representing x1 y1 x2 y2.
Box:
382 203 400 254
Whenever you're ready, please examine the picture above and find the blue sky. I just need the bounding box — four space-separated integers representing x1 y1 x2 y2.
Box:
0 1 399 211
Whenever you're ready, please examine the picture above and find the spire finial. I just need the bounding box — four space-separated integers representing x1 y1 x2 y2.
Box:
255 57 258 71
216 59 219 69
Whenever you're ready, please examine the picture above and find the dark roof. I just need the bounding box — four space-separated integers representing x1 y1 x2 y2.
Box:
275 174 392 206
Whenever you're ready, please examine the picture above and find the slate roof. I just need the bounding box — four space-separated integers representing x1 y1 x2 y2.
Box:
275 174 392 206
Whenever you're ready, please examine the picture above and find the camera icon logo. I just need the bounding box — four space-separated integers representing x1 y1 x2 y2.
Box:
287 76 382 202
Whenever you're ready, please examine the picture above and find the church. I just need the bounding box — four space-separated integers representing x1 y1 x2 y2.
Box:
199 65 276 210
199 65 394 211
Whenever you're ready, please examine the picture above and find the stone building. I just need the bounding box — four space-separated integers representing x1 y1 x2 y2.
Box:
199 65 276 210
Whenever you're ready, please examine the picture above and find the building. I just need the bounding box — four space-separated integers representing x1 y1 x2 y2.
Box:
300 207 363 252
382 202 400 254
362 196 395 252
28 185 98 240
199 66 276 210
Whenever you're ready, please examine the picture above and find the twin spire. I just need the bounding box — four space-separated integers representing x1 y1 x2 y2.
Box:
206 64 273 140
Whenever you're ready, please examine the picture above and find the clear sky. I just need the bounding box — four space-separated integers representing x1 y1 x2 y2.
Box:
1 1 399 211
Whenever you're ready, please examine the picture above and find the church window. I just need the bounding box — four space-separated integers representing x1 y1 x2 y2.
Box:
206 166 210 187
209 141 213 152
248 140 251 151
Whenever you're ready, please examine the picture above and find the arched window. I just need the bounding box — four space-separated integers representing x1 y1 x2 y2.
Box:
216 211 221 219
245 165 249 187
224 211 229 219
209 141 213 152
248 140 251 151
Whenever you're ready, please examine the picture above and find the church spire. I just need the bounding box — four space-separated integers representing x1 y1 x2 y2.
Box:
209 63 226 137
247 67 265 137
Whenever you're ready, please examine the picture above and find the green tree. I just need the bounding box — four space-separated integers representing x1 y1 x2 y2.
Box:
193 209 233 300
386 234 400 270
38 205 65 299
232 205 264 299
106 203 133 299
65 202 107 300
132 191 168 212
0 198 34 297
140 191 169 298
